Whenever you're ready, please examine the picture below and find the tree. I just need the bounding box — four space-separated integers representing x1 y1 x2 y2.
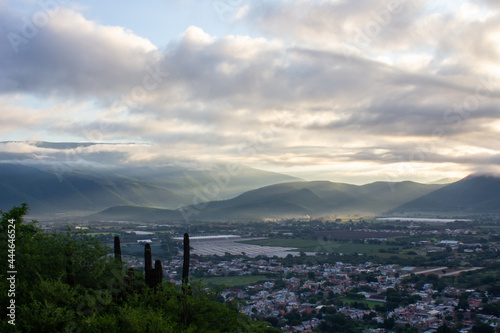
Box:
471 322 494 333
1 205 277 333
481 301 500 316
264 316 280 328
384 317 395 330
457 292 470 310
437 323 454 333
160 232 179 256
284 308 302 326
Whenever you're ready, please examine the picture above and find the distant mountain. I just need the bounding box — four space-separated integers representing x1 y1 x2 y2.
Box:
0 163 185 215
6 150 499 221
189 180 445 220
111 164 302 200
391 174 500 214
91 180 445 222
0 162 301 216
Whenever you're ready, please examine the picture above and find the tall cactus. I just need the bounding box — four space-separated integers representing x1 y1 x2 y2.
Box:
114 235 122 262
144 243 163 289
144 243 153 287
182 233 190 293
154 259 163 286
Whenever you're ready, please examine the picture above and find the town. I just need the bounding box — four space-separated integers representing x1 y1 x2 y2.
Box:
42 217 500 333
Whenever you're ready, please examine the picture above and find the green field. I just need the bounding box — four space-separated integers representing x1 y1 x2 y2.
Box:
239 239 393 255
201 275 269 288
341 298 382 310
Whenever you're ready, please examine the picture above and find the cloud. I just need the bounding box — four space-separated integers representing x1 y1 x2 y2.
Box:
240 0 500 76
0 7 159 98
0 141 157 169
1 1 500 183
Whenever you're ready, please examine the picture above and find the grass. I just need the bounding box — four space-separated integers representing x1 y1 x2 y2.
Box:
341 298 382 310
239 238 394 255
201 275 269 288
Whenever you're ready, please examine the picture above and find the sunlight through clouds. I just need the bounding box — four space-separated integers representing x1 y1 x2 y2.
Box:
1 0 500 183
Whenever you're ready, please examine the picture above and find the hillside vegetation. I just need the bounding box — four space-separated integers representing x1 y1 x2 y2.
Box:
0 204 277 332
0 162 300 215
391 174 500 214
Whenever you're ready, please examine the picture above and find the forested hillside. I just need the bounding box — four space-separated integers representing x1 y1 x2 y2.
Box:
0 204 277 332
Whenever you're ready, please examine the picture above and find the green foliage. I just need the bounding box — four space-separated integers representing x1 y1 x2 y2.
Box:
481 301 500 316
437 323 456 333
0 205 273 332
318 313 358 333
0 203 36 235
346 291 365 300
457 292 470 311
471 322 494 333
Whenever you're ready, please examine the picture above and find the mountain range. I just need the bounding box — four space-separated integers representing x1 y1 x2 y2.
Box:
2 160 499 222
389 174 500 215
92 174 500 222
0 162 300 216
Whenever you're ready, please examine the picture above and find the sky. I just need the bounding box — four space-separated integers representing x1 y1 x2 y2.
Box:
1 0 500 184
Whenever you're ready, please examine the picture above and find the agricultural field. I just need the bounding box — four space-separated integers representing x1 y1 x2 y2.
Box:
475 225 500 229
86 232 114 236
314 230 405 240
239 238 396 255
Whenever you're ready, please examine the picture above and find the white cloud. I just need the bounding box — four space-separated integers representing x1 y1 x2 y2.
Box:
0 8 160 97
2 1 500 183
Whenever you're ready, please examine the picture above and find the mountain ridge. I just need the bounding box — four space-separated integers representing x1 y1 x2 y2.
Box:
0 162 301 216
92 174 500 222
390 173 500 214
91 179 449 222
3 158 499 222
